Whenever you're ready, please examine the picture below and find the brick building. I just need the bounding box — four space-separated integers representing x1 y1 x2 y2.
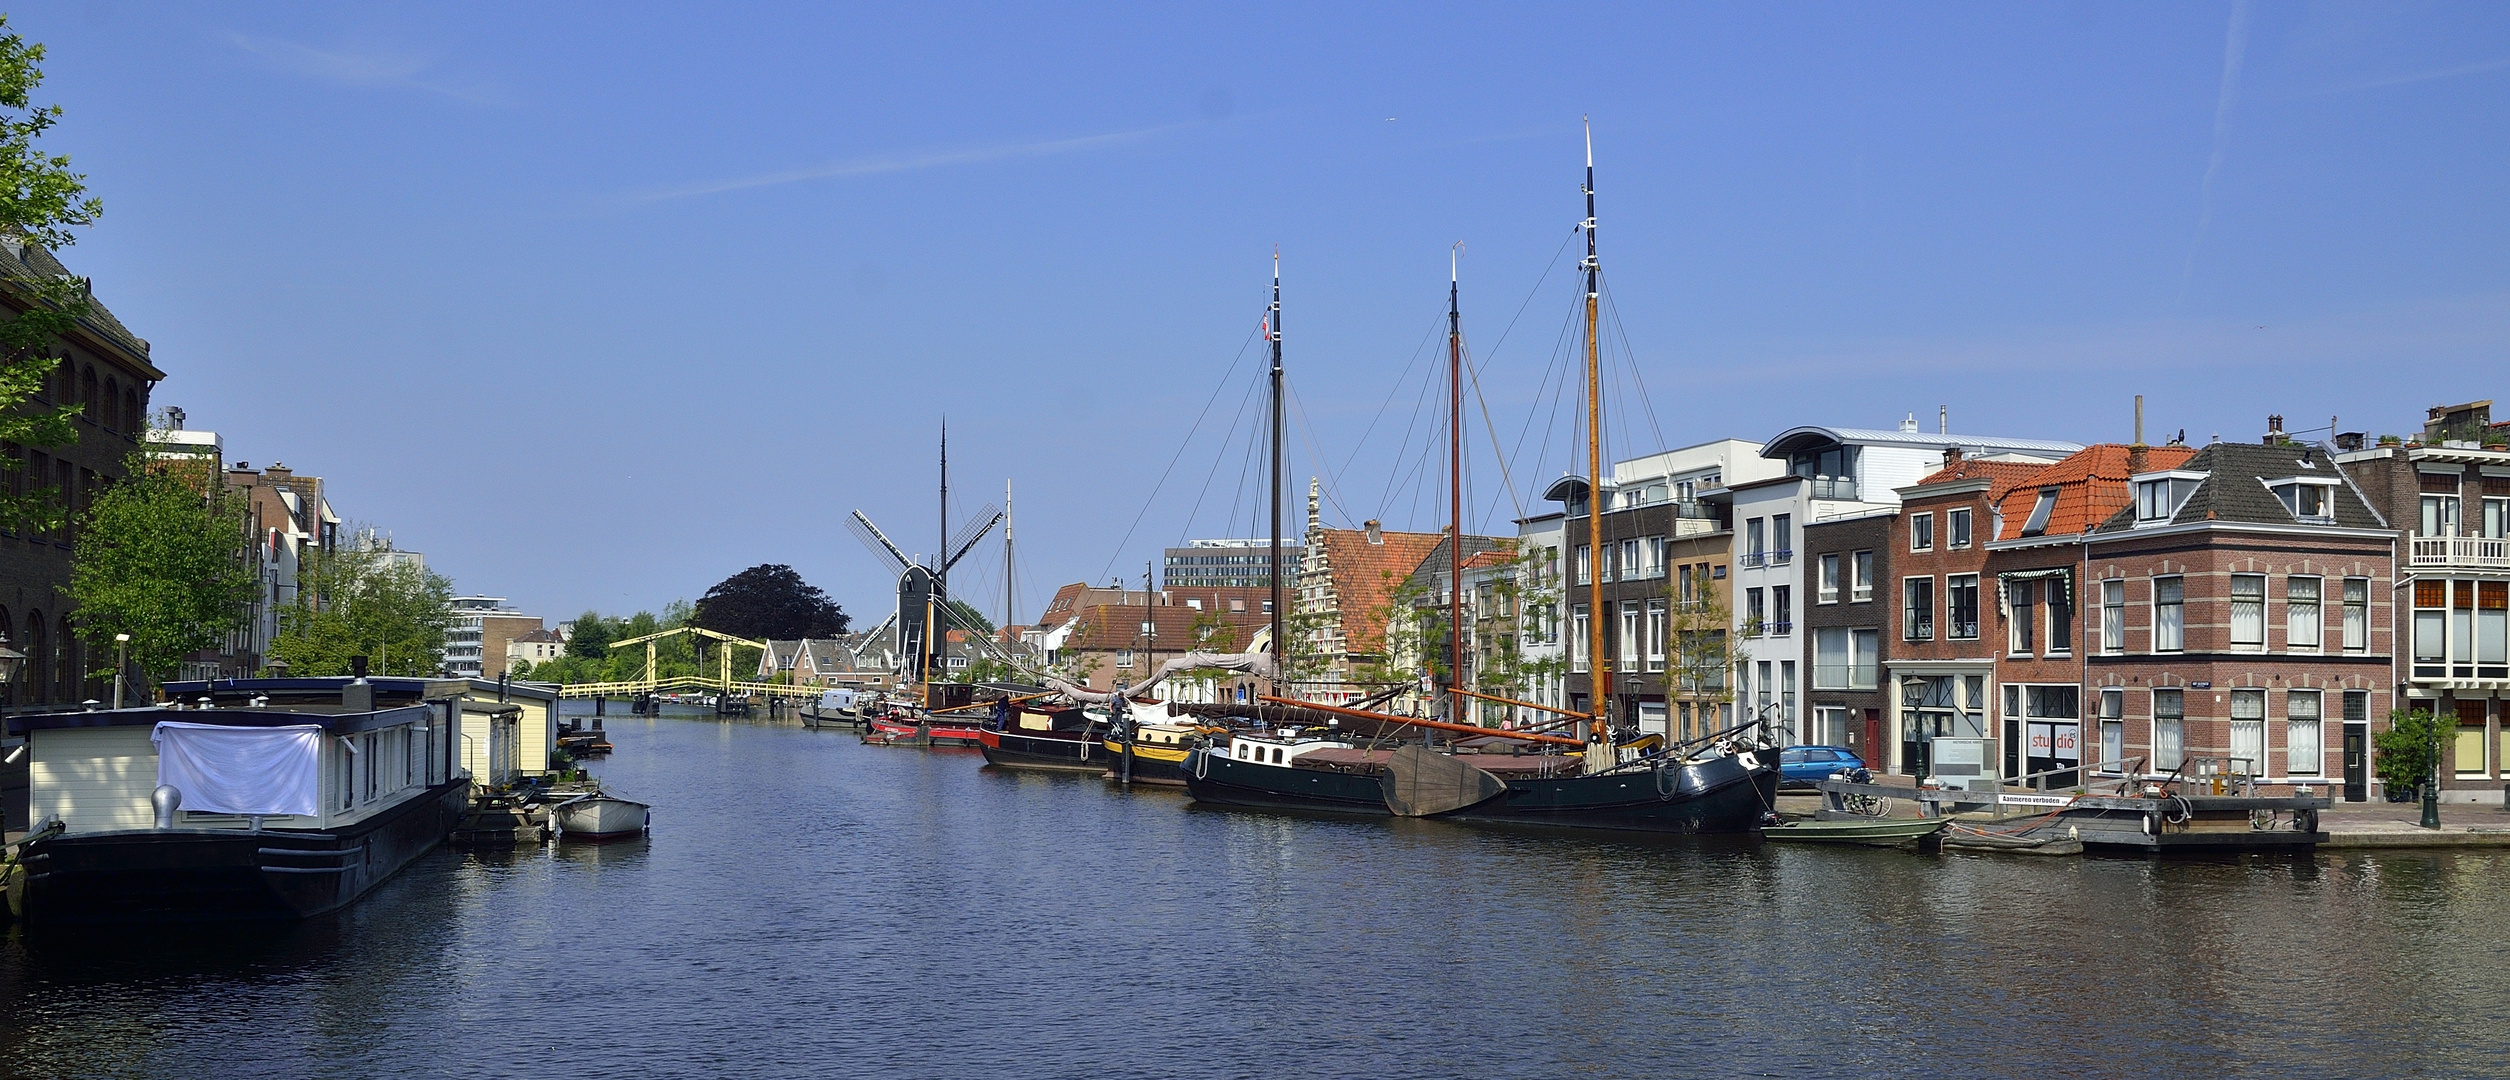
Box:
2334 400 2510 797
1801 509 1892 758
0 242 163 709
1291 480 1443 703
1884 452 2049 778
2083 439 2394 800
1985 442 2197 785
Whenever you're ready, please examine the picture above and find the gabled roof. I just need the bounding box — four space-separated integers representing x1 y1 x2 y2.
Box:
1061 603 1268 651
1401 533 1514 595
2093 441 2382 533
1313 525 1444 655
1909 458 2051 506
1992 444 2197 541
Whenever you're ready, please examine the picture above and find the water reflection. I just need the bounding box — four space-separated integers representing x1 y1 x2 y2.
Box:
4 708 2506 1078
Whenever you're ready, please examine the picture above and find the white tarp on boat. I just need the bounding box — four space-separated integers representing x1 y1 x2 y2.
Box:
151 722 324 818
1045 649 1277 705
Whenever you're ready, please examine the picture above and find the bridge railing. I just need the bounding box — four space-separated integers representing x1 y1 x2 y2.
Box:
555 675 829 700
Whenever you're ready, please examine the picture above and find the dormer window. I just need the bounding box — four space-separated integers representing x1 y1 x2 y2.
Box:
2269 478 2337 523
2132 472 2205 525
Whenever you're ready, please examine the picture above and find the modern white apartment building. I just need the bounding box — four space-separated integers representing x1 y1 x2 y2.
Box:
1733 417 2081 745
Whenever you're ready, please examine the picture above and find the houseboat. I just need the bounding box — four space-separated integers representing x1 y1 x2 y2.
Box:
4 682 476 928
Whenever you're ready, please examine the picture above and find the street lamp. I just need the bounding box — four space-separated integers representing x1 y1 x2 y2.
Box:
113 632 130 710
1899 674 1933 785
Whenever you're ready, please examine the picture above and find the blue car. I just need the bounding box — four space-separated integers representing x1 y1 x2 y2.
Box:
1777 745 1865 790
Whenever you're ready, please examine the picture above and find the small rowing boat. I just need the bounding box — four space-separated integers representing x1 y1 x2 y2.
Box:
551 792 650 841
1761 816 1949 847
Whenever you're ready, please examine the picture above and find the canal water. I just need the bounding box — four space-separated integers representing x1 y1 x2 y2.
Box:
5 707 2507 1079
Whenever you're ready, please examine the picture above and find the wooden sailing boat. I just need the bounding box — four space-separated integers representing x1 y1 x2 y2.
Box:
1187 124 1780 832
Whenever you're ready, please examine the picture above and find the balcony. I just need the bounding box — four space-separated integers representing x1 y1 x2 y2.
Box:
1807 477 1859 501
1739 551 1766 569
2412 536 2510 569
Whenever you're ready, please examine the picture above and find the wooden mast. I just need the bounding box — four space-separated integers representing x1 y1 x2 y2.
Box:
932 421 947 706
1581 118 1609 754
1448 244 1465 728
1268 250 1286 692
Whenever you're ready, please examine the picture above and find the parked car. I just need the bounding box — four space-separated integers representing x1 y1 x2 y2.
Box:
1777 745 1865 790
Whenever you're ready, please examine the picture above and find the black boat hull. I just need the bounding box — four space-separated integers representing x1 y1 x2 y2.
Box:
1447 753 1776 833
14 779 471 929
1182 751 1391 816
979 730 1110 772
1184 747 1780 833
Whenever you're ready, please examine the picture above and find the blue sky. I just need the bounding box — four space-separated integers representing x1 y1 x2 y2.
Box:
14 1 2508 627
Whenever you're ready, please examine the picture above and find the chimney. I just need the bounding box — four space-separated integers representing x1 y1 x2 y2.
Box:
1939 405 1948 435
1900 413 1919 433
1365 520 1383 544
2263 414 2285 445
2127 394 2148 474
1942 445 1965 471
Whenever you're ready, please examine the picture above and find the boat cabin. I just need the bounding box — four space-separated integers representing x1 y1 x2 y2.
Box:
7 698 465 834
1225 730 1355 768
161 676 562 781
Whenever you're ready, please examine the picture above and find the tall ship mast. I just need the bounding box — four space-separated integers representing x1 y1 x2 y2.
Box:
1268 250 1287 692
1580 118 1610 756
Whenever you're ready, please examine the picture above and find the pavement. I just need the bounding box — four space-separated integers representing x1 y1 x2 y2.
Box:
1777 788 2510 848
2318 802 2510 847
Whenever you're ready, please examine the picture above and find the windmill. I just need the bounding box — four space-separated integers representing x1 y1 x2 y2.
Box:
847 503 999 687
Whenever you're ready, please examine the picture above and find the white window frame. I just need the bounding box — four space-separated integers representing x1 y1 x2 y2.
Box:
2286 575 2322 652
2287 690 2322 776
2153 688 2185 771
1902 575 1934 641
2230 573 2267 651
1947 574 1981 640
2153 576 2185 653
2342 577 2369 652
2101 578 2125 654
1909 512 1934 552
1948 507 1972 549
1851 550 1874 603
1818 553 1841 605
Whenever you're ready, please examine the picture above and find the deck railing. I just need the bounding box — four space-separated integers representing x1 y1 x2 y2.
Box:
2411 535 2510 568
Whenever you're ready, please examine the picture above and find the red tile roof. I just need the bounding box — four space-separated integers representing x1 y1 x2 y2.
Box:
1316 526 1445 656
1063 603 1269 650
1993 443 2198 541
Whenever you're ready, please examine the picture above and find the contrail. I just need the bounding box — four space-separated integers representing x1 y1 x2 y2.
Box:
2180 0 2253 303
628 123 1190 203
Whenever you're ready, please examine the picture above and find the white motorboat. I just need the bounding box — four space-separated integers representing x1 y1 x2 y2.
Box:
551 792 650 840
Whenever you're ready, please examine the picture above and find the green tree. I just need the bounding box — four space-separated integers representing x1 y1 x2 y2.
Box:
0 18 102 533
1665 563 1752 738
564 610 616 659
2375 707 2451 798
68 448 256 683
269 544 457 676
